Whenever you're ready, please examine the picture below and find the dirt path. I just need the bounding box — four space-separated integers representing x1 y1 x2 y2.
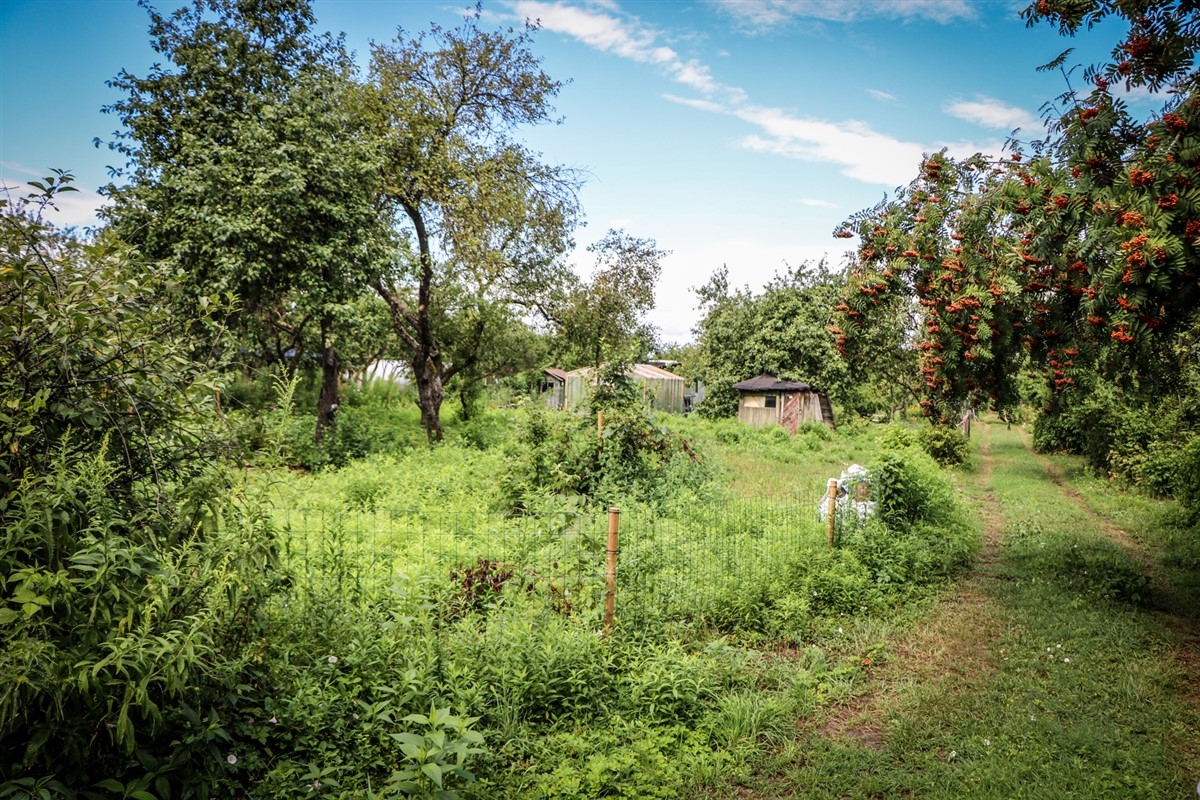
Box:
820 419 1200 768
818 422 1008 746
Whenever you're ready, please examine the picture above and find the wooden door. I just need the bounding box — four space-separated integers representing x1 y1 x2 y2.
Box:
781 392 801 435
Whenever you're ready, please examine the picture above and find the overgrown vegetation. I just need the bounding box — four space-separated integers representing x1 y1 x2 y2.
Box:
8 0 1200 795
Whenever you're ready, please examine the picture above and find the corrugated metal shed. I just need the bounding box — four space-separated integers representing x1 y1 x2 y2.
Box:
562 364 685 414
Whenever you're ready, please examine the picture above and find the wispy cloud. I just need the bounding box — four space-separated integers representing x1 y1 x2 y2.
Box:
798 198 838 208
512 1 745 102
512 1 949 187
944 95 1039 131
707 0 977 30
1 164 108 230
866 88 896 102
729 105 925 186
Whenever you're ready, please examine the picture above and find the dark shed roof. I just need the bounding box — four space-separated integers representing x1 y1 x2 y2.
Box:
731 374 813 392
543 367 568 382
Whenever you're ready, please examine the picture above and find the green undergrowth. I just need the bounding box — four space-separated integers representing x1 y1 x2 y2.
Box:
225 408 980 798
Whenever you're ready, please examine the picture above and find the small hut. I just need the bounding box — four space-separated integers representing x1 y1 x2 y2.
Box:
540 368 568 408
562 363 685 414
732 374 834 431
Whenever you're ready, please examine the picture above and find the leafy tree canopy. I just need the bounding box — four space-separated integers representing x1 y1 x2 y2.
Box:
102 0 388 440
549 228 668 371
692 261 850 419
360 9 582 441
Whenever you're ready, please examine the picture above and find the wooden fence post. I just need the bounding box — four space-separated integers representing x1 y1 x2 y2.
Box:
605 507 619 634
826 478 839 549
597 409 605 443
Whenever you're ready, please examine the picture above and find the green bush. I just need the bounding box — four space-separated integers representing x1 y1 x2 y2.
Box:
917 424 969 466
877 424 918 451
870 447 956 531
1177 437 1200 513
500 401 712 511
1 177 284 796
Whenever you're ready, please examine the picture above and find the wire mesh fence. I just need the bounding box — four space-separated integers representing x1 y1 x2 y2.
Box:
272 487 833 626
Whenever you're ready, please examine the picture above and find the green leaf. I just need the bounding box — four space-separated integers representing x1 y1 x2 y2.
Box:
420 762 444 788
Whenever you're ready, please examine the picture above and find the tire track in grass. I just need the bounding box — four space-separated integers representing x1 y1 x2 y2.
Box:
1024 432 1200 774
731 420 1200 798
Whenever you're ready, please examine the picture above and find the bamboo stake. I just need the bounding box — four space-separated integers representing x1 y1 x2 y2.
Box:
604 507 619 634
597 409 604 442
826 478 838 549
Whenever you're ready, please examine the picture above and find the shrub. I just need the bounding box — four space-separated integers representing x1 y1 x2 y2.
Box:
870 447 956 531
1 176 282 795
1178 437 1200 513
500 400 711 511
877 424 918 451
917 424 969 466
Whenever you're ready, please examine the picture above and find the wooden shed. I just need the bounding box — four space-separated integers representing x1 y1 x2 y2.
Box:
540 367 568 408
563 363 686 414
732 374 834 431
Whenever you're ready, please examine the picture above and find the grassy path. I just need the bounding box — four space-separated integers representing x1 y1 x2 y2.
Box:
742 418 1200 798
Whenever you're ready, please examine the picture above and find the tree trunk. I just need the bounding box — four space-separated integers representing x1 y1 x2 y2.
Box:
459 380 473 422
315 313 340 444
414 355 445 443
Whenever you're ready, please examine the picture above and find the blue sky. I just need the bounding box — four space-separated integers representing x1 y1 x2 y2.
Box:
0 0 1141 342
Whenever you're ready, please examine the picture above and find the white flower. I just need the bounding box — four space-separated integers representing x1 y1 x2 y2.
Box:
327 655 338 665
983 739 990 747
227 754 237 765
269 715 278 724
949 750 957 759
1063 657 1070 663
837 627 843 634
1055 643 1062 649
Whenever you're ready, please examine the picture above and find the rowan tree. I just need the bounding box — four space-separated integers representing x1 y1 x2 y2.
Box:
836 1 1200 425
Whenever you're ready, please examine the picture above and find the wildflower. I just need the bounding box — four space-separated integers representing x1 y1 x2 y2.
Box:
984 739 991 747
837 627 844 634
227 754 238 765
269 715 278 724
949 750 957 759
327 655 338 665
1064 657 1071 663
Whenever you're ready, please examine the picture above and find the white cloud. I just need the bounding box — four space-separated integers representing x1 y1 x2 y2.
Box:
661 93 725 113
650 237 837 342
707 0 977 30
944 95 1039 131
1 167 108 231
511 1 746 102
731 105 925 186
866 88 896 102
798 198 838 208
